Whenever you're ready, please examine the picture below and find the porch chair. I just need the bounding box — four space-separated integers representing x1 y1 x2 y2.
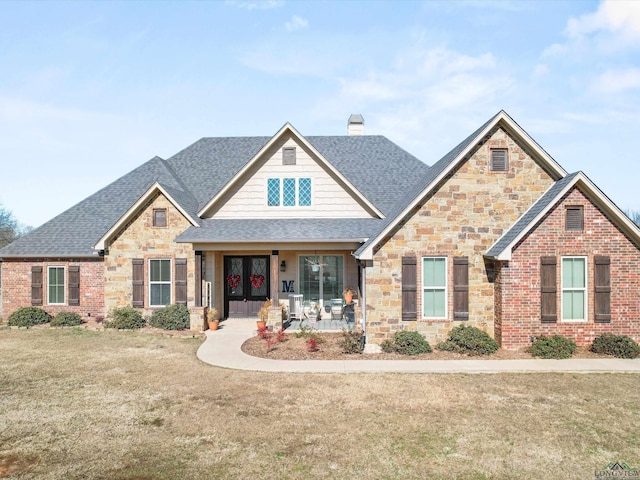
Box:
330 298 343 320
288 294 304 325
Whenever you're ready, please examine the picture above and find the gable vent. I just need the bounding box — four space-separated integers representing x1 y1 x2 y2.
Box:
283 147 296 165
348 114 364 136
491 149 508 171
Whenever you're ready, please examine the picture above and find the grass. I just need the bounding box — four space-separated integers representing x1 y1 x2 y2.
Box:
0 327 639 479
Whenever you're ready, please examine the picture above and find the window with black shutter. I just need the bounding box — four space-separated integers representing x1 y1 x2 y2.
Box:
491 149 508 171
175 258 187 305
565 206 584 231
31 266 43 306
594 256 611 323
453 257 469 320
132 259 144 307
68 265 80 306
402 256 417 321
540 256 557 323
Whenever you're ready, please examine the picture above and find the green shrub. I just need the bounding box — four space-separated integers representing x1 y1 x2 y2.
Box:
7 307 52 327
51 311 83 327
104 306 146 330
527 335 577 359
437 324 499 356
339 329 364 354
382 331 432 355
148 304 190 330
381 339 395 353
591 333 640 359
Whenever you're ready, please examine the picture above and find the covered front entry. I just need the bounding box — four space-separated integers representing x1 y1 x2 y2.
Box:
224 255 270 318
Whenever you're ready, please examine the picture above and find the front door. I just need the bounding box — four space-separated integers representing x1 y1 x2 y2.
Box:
224 256 270 318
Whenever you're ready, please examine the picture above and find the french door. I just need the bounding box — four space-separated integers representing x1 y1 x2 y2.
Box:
298 255 343 305
224 256 269 317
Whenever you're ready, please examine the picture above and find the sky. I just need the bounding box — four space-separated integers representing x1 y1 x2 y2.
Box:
0 0 639 228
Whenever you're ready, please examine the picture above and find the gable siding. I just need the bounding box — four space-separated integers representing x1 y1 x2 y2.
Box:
207 135 375 219
365 127 556 345
104 193 197 317
498 188 640 348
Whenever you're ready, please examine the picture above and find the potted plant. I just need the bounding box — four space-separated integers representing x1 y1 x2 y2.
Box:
207 307 219 331
257 299 271 329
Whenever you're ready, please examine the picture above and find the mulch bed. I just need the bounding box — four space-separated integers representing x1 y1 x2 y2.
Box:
241 331 607 361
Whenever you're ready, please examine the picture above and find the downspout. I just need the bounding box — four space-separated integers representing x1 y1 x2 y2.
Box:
355 258 366 340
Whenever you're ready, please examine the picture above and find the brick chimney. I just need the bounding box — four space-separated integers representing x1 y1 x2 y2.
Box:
348 114 364 136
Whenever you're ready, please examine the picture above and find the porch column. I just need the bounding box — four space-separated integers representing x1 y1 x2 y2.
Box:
270 250 279 303
195 251 203 307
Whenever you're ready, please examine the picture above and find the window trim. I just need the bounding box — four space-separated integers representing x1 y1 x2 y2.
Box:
153 208 167 228
561 256 587 322
148 258 172 307
490 148 509 172
422 256 448 319
47 266 66 305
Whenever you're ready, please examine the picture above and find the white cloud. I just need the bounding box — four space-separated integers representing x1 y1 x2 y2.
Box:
315 46 513 160
591 68 640 94
285 15 308 32
225 0 284 11
567 0 640 40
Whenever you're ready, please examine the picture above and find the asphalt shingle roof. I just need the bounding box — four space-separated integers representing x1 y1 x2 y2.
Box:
0 132 429 257
354 113 500 256
0 157 185 257
176 218 383 243
485 172 580 258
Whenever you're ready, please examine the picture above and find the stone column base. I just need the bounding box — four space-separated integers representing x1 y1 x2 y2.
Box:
267 306 283 330
189 307 206 332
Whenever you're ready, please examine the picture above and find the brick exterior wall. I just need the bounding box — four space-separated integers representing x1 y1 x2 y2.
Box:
1 258 104 320
104 193 202 326
497 188 640 349
366 127 555 345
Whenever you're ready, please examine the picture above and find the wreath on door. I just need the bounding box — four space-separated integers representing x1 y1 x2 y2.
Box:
226 275 241 289
250 274 265 289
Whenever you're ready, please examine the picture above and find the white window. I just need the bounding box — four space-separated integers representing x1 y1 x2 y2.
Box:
562 256 587 321
422 257 447 318
149 259 171 306
48 266 65 305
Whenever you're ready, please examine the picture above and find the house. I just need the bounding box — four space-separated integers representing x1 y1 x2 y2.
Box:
1 111 639 350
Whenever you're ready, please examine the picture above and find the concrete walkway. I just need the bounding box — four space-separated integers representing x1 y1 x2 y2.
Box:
196 318 640 374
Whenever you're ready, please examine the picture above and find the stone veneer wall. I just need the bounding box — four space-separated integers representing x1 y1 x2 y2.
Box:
1 258 104 320
366 127 555 345
104 193 201 327
498 188 640 349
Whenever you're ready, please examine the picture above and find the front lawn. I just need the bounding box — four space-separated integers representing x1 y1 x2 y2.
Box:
0 327 638 479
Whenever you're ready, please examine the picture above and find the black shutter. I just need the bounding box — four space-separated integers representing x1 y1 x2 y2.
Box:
175 258 187 306
68 265 80 306
453 257 469 320
31 266 43 306
132 259 144 308
594 256 611 323
402 256 417 321
540 256 557 323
